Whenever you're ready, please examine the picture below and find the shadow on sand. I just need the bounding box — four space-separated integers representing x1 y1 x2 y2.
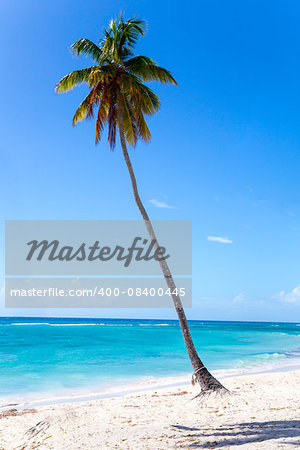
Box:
171 420 300 448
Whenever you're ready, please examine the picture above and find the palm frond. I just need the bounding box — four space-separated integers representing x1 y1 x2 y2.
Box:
121 73 161 115
55 67 96 93
107 105 117 148
72 91 95 125
95 92 109 144
86 65 115 88
71 38 102 62
118 16 146 50
86 86 101 119
136 109 151 142
107 91 117 148
125 56 178 85
120 91 138 146
99 33 115 62
100 16 146 63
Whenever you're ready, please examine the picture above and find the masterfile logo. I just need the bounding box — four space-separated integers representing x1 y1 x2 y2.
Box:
25 237 170 267
5 220 192 308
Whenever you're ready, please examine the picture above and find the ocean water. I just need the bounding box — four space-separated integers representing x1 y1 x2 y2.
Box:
0 317 300 405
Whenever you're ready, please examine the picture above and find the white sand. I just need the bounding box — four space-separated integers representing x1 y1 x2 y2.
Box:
0 369 299 449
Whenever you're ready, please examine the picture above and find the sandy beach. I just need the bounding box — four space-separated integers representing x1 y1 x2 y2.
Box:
0 369 299 449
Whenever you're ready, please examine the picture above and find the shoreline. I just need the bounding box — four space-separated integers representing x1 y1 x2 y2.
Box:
1 368 300 448
2 357 300 412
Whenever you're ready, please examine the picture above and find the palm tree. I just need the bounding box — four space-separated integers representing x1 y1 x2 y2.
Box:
56 15 227 395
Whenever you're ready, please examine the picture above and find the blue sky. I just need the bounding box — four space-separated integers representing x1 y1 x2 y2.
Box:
1 0 300 321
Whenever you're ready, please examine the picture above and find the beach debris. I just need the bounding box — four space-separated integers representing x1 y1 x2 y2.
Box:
169 391 188 396
0 408 37 419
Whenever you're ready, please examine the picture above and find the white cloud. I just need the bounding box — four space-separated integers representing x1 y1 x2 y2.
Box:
272 285 300 304
199 293 247 303
149 199 176 209
207 236 233 244
233 293 247 302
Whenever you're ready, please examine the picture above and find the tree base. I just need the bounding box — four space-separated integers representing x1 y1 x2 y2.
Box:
192 384 230 401
192 367 230 399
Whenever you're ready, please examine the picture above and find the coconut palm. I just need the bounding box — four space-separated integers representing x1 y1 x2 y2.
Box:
56 15 227 394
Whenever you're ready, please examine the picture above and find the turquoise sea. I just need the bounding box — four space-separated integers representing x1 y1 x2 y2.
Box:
0 317 300 405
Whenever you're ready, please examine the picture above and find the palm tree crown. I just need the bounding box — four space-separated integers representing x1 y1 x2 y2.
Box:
55 15 177 148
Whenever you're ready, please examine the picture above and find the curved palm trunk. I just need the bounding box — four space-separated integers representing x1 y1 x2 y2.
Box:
117 94 226 393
